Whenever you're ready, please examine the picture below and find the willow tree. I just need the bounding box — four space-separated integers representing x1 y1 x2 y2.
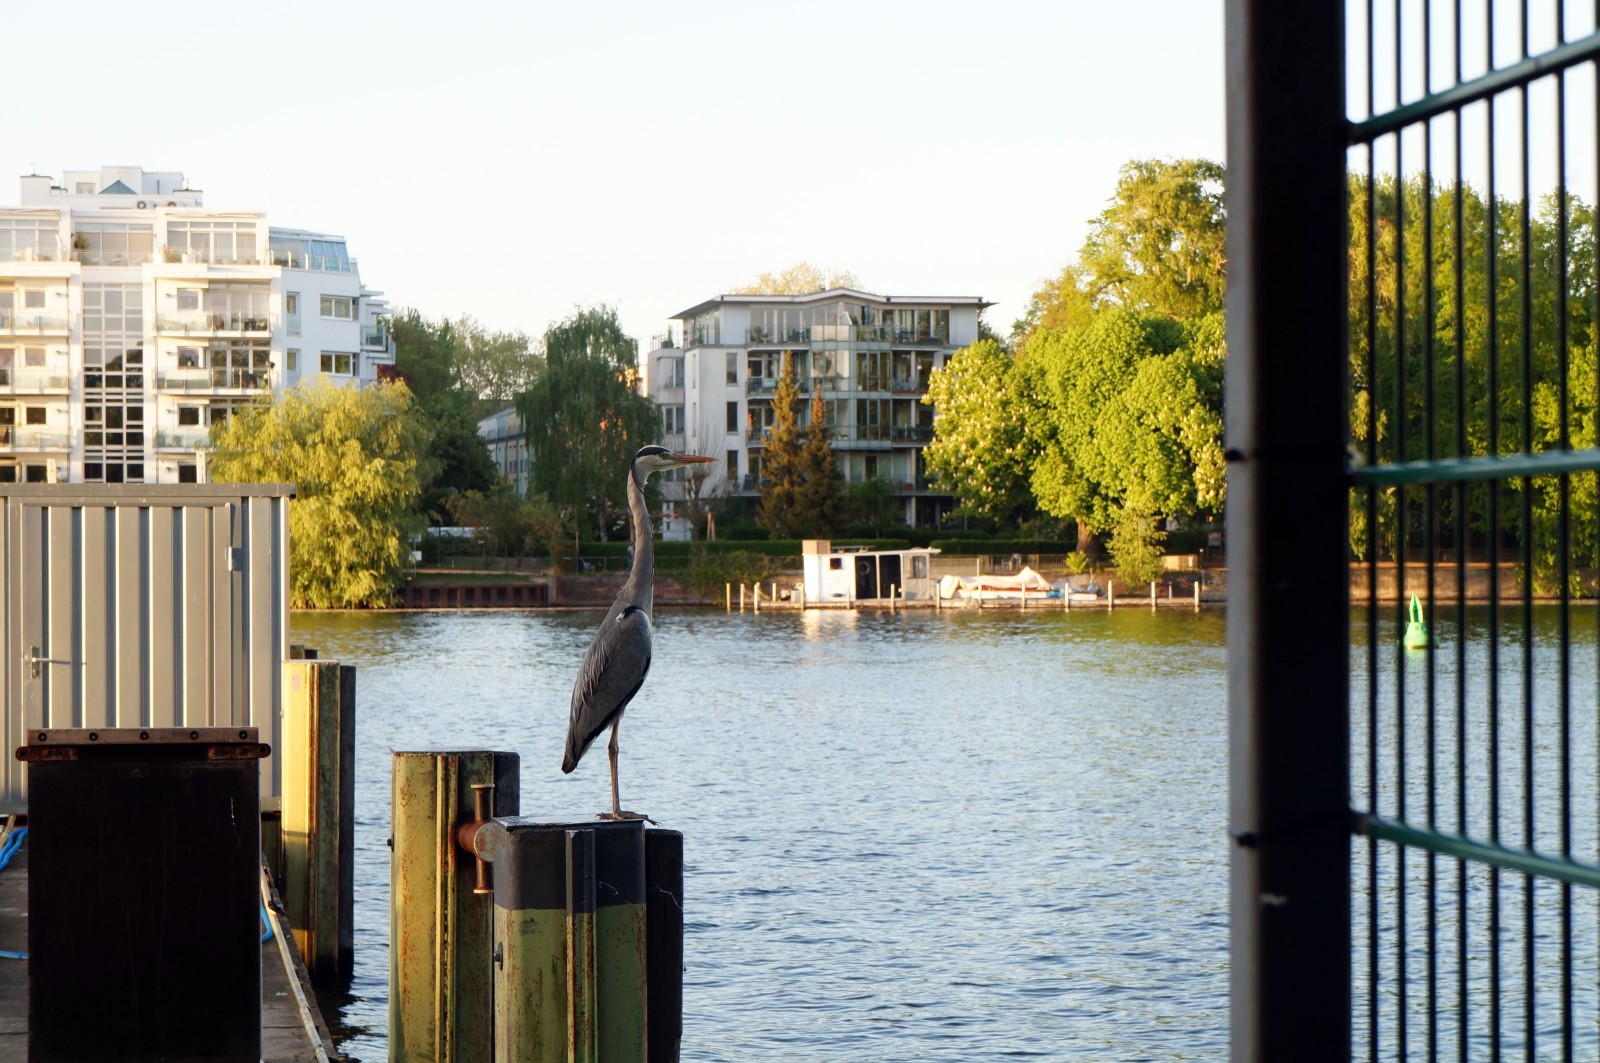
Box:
516 306 659 540
207 379 430 608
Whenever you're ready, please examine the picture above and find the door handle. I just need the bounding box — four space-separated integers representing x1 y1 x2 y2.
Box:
25 646 75 679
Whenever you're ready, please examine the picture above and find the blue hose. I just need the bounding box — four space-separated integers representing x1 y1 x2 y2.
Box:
0 827 26 959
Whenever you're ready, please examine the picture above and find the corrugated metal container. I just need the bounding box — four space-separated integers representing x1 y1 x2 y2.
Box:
0 484 293 812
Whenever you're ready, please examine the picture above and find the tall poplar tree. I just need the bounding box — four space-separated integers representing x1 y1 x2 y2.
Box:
756 351 803 537
796 391 845 536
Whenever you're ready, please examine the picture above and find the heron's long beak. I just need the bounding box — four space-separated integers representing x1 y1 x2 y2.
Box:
671 454 717 466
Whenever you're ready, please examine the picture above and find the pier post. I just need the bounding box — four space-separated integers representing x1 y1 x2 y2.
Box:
282 657 357 980
390 750 520 1063
1107 582 1115 609
1150 581 1157 608
754 584 761 613
468 819 680 1063
725 583 731 611
890 584 898 612
739 584 746 610
1195 577 1202 610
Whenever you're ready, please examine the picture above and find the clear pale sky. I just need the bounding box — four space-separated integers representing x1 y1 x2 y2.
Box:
2 0 1225 351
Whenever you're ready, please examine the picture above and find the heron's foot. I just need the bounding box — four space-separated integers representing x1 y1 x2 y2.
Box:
599 809 657 825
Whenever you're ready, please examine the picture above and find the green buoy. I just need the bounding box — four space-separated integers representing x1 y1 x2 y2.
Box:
1403 593 1430 649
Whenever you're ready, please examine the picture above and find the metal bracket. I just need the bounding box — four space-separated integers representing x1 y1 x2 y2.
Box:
457 783 497 895
25 645 75 679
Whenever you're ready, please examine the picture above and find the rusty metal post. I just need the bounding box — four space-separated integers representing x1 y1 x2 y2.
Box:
282 657 357 980
390 750 520 1063
472 818 656 1063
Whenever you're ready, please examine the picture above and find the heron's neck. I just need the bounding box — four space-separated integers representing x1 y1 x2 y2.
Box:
625 463 654 616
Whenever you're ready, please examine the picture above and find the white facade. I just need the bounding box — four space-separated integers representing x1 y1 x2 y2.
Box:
478 406 530 495
0 166 395 485
643 288 986 530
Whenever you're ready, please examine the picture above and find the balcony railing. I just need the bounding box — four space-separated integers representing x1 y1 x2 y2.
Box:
891 425 935 443
155 427 210 449
745 327 813 346
0 427 70 450
0 311 68 334
155 368 271 391
685 327 721 347
361 325 390 349
161 248 268 266
155 311 274 335
269 249 354 273
0 368 70 392
73 249 155 267
0 243 65 264
745 375 814 396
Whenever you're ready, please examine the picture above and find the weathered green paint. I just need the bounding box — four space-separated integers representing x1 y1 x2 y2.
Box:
282 659 356 980
480 819 649 1063
391 750 520 1063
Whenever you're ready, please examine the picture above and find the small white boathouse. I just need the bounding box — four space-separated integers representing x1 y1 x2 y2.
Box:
801 540 941 603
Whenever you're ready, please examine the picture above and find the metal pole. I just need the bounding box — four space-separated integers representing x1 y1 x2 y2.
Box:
1225 0 1350 1058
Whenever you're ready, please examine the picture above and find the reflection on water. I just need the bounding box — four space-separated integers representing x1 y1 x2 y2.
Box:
292 606 1230 1061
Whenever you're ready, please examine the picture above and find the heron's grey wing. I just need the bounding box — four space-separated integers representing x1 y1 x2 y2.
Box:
562 605 653 772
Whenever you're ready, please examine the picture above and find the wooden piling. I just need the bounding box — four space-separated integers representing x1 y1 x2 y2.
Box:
739 584 746 610
1150 581 1157 608
1195 577 1202 610
1108 582 1116 609
282 658 357 981
390 750 520 1063
725 583 731 611
753 584 761 613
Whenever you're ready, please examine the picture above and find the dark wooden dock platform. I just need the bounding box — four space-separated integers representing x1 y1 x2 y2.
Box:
0 846 334 1061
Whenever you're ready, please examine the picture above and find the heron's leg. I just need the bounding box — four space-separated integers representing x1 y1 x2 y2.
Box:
600 718 656 824
607 721 622 818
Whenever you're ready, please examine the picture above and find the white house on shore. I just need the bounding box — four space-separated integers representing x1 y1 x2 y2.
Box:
0 165 395 485
641 287 988 538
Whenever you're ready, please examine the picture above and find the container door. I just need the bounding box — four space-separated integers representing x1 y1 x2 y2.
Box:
879 555 903 597
854 555 878 600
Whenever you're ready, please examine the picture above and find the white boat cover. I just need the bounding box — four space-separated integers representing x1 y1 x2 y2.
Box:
938 566 1055 600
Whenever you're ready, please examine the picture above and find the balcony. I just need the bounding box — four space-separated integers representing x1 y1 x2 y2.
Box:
890 377 923 395
162 248 268 267
269 249 354 273
745 327 812 346
0 244 65 264
0 426 70 450
745 375 813 397
891 425 935 444
0 311 69 335
73 250 155 267
155 311 274 335
361 325 391 350
684 326 722 347
156 427 210 450
156 368 271 391
0 368 70 393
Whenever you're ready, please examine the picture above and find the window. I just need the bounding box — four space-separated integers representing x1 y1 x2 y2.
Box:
25 407 45 425
23 290 44 310
286 293 301 336
912 555 928 580
176 288 200 311
177 463 198 483
23 347 43 367
177 346 201 368
726 401 738 433
24 464 48 483
74 222 155 266
320 295 353 320
0 465 14 483
727 450 738 478
75 182 94 195
662 405 684 434
321 352 354 375
0 408 13 425
286 349 299 372
177 406 201 426
830 557 843 570
166 220 258 265
661 356 684 389
726 352 738 386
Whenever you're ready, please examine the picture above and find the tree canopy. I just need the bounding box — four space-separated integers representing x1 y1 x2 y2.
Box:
921 337 1037 526
731 263 863 295
516 306 660 540
207 380 430 608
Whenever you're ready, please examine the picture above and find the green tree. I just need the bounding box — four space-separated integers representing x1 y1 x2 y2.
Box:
391 309 500 522
756 352 804 537
450 315 542 420
207 380 430 608
923 338 1037 526
516 306 659 540
731 263 862 295
846 476 900 536
796 391 846 536
446 484 567 561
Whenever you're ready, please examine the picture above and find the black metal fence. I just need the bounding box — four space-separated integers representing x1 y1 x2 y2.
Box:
1229 1 1600 1059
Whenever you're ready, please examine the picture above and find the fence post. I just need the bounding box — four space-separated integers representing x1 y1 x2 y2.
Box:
390 750 520 1063
281 658 357 981
1226 0 1351 1054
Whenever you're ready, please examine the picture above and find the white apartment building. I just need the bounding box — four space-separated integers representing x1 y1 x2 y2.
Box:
477 405 531 495
0 165 395 485
643 288 988 537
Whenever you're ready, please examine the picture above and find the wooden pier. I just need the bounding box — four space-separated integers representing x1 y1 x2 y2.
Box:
0 845 333 1061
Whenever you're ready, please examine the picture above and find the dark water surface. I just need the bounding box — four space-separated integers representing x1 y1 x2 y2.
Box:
291 605 1230 1061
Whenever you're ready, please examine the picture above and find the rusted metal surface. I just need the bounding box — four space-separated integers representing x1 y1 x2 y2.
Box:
390 750 519 1063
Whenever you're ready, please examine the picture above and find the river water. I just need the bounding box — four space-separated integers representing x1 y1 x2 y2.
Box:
289 604 1231 1061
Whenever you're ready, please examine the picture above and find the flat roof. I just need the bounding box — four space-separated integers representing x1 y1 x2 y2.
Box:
672 287 991 320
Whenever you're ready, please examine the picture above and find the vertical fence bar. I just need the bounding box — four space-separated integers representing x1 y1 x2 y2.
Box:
1225 1 1351 1059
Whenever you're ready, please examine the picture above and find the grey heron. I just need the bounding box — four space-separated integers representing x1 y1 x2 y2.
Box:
562 444 715 819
